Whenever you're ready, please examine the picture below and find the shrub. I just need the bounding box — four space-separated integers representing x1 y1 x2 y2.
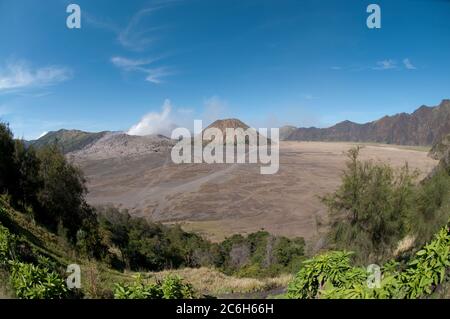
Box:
9 261 67 299
412 168 450 244
401 227 450 298
323 146 419 264
288 221 450 299
287 251 366 299
0 224 14 266
161 275 195 299
114 274 195 299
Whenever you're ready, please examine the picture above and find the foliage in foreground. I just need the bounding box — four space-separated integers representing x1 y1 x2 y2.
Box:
287 221 450 299
9 261 67 299
0 222 68 299
114 274 195 299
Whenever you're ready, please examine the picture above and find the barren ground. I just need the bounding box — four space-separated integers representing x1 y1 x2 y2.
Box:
75 141 437 243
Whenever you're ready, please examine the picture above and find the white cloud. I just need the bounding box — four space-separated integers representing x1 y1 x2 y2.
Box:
84 12 121 33
118 7 167 51
85 6 169 51
111 56 172 84
0 61 71 92
144 67 172 84
373 59 397 70
111 56 155 69
403 58 417 70
127 99 176 136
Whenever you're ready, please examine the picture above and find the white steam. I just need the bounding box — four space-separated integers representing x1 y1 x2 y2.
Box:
127 99 176 136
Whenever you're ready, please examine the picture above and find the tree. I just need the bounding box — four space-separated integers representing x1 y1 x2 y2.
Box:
13 142 42 210
0 123 19 197
35 144 88 242
322 146 418 263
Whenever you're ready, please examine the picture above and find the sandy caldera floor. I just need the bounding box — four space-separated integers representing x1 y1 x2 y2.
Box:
78 141 437 243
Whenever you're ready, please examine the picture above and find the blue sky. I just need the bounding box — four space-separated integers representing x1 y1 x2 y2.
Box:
0 0 449 139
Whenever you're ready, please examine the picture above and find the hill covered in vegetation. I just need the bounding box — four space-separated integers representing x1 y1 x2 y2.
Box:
27 129 108 154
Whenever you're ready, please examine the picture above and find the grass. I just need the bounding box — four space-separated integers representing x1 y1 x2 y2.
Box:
351 142 431 152
77 265 292 299
147 267 292 297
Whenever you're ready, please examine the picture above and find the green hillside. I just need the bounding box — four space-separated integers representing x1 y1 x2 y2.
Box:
28 129 108 154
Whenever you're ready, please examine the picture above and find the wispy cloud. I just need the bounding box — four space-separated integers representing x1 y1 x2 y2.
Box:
0 61 72 92
373 59 397 70
111 56 158 70
111 56 173 84
144 67 172 84
85 6 170 52
118 9 161 51
118 2 176 51
87 4 178 83
403 58 417 70
335 58 418 72
17 91 53 98
84 12 121 33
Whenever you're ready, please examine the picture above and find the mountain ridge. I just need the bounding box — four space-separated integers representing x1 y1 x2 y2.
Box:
285 99 450 146
26 99 450 153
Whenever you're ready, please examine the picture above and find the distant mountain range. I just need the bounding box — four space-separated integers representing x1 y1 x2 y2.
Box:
26 99 450 156
284 99 450 146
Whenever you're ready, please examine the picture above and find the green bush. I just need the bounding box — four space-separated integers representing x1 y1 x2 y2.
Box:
0 224 14 266
114 274 195 299
401 227 450 298
9 261 67 299
161 275 195 299
287 251 366 299
288 221 450 299
114 274 163 299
